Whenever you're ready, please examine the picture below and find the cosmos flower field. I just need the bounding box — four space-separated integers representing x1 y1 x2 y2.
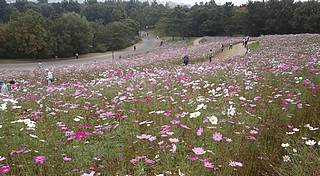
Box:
0 34 319 176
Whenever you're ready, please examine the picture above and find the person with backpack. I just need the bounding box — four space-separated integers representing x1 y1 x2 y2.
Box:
183 55 189 66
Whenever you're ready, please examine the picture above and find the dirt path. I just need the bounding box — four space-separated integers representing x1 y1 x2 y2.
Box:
214 41 255 60
0 32 160 71
193 37 205 46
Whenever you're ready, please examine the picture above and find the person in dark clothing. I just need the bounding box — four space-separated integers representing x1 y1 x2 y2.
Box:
133 46 136 51
221 44 224 52
183 55 189 66
229 43 233 49
208 50 213 62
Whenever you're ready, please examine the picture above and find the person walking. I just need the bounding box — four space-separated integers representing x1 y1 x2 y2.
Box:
38 61 43 69
160 41 163 46
133 46 136 51
243 37 246 47
229 43 233 50
75 53 79 59
46 69 54 86
183 55 189 66
221 44 224 52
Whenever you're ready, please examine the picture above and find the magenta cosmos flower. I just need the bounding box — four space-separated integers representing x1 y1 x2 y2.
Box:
212 132 223 141
33 155 46 164
75 131 87 140
0 165 11 174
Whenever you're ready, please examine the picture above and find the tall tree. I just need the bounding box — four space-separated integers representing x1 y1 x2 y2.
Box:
5 10 48 58
51 12 93 57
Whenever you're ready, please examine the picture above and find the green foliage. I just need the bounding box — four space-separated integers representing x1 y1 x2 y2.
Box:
4 10 48 58
51 12 93 57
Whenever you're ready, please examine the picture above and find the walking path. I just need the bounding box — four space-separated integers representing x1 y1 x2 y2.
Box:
0 32 160 71
193 37 205 46
214 41 256 60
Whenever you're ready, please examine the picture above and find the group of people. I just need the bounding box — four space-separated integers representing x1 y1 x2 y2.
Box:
0 80 17 95
183 36 251 65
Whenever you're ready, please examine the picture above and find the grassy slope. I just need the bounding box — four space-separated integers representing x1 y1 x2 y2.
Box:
0 36 319 176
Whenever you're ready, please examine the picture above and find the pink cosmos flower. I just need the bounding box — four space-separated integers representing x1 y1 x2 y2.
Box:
202 159 215 169
130 158 138 165
187 155 199 161
196 128 203 136
33 155 46 164
192 147 206 155
0 165 10 174
254 96 261 101
212 132 223 141
297 103 303 109
249 130 259 135
63 156 72 161
145 159 156 164
75 131 87 140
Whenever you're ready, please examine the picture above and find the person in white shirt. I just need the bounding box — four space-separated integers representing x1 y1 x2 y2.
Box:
46 69 54 85
0 80 9 95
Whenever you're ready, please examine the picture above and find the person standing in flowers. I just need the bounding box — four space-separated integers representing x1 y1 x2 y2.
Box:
208 49 213 62
133 45 136 51
221 44 224 52
183 55 189 66
0 80 9 94
46 69 54 86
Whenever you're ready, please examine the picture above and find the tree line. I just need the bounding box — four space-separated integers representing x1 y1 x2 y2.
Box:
0 0 320 59
156 0 320 38
0 0 142 59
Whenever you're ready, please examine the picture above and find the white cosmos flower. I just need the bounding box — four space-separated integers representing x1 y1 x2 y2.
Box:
281 143 290 148
207 115 218 125
195 103 207 111
305 140 317 146
227 105 236 117
0 103 7 111
0 156 6 161
178 169 185 176
169 138 179 143
190 111 201 118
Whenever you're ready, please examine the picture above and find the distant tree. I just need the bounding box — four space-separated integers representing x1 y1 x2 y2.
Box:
0 24 7 56
5 10 49 58
291 0 320 33
246 1 267 36
0 0 11 23
80 3 112 24
51 12 93 57
156 6 191 40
